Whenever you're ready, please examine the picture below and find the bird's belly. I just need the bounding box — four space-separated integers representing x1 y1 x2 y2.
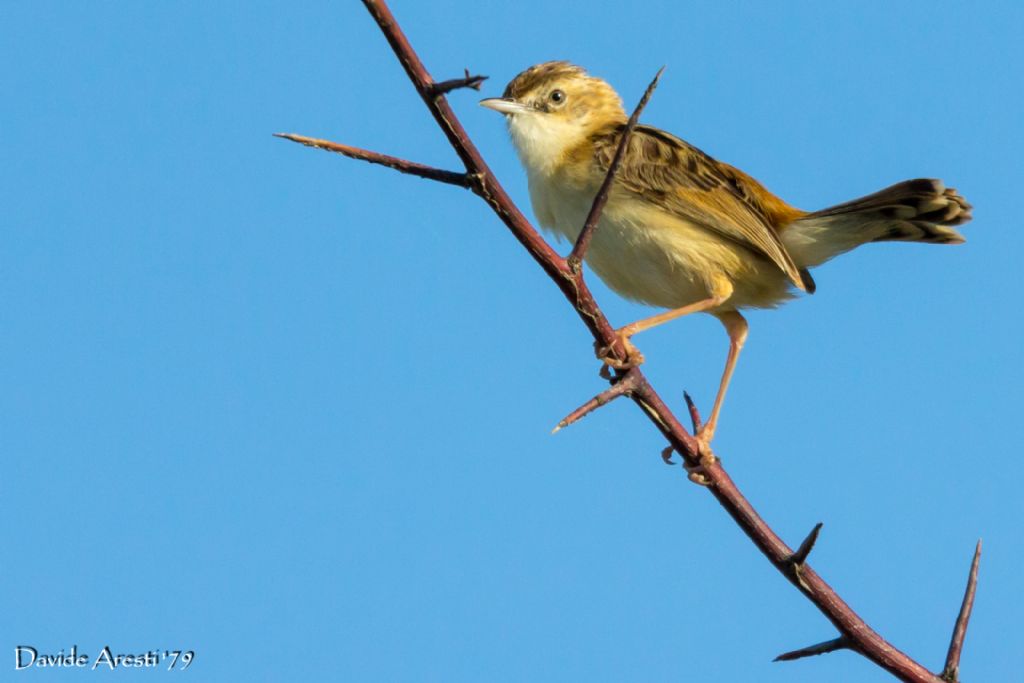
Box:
585 212 715 309
534 185 792 310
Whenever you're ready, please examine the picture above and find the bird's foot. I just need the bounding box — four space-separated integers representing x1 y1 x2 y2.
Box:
685 433 718 486
685 461 712 486
595 332 645 372
695 426 717 461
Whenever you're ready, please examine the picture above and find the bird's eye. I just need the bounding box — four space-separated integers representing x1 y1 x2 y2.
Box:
549 89 566 104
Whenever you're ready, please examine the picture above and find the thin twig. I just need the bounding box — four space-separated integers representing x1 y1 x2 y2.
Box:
273 133 471 188
567 67 664 271
942 540 982 682
552 369 641 433
430 68 487 96
279 3 970 681
774 636 851 662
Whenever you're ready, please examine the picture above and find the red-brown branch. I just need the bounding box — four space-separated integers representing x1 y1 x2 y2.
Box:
276 2 980 680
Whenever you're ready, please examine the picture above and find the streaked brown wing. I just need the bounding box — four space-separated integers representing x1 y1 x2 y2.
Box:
594 124 807 290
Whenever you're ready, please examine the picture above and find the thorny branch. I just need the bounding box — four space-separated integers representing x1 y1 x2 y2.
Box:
276 2 982 680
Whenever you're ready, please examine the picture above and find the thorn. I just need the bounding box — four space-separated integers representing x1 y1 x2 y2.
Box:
942 539 982 682
774 636 849 662
430 69 488 96
552 371 640 434
270 133 473 188
789 522 824 567
683 391 702 434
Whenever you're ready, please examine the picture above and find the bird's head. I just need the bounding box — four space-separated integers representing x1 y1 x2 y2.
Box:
481 62 626 175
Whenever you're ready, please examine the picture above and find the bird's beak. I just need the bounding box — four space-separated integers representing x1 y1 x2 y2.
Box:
479 97 533 115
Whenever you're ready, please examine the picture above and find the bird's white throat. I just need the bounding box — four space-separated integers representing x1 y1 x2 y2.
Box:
506 112 586 177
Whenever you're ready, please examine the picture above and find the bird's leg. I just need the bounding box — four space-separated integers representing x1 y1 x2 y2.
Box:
596 277 734 370
695 310 748 454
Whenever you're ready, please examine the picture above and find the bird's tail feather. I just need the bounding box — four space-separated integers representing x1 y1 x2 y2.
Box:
782 179 972 269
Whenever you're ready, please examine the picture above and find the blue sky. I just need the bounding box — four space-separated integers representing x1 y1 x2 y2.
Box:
3 1 1021 681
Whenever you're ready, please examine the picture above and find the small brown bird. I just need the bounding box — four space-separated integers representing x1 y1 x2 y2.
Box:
481 62 972 450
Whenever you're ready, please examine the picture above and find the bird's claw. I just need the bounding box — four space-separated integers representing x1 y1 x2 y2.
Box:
695 427 716 460
684 446 717 486
595 333 644 371
686 468 712 486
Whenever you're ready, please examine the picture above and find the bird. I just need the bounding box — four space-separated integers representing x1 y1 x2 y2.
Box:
479 61 972 451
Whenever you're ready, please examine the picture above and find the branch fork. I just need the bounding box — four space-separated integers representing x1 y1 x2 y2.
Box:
277 3 984 680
